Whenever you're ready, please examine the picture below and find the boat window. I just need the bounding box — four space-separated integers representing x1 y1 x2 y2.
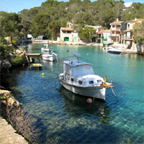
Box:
73 65 94 77
71 78 74 82
78 80 82 84
97 80 102 83
89 81 94 84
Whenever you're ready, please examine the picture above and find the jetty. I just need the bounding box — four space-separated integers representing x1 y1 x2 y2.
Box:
26 53 42 62
26 53 41 56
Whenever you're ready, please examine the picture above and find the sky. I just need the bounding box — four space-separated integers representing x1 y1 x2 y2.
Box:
0 0 144 13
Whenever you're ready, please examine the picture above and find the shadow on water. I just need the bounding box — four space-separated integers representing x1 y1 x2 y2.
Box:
59 86 111 121
56 125 120 144
1 103 47 144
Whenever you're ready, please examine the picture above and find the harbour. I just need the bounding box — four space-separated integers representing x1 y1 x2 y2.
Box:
8 43 144 143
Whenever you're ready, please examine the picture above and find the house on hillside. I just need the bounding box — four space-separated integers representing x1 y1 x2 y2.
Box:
123 18 144 50
110 18 126 43
60 27 79 43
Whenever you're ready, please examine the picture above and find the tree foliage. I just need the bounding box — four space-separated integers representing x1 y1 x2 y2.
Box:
0 37 14 58
0 0 144 41
79 27 96 42
132 21 144 45
0 12 23 39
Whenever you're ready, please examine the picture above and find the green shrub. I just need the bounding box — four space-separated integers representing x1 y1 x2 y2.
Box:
10 55 25 65
0 37 15 58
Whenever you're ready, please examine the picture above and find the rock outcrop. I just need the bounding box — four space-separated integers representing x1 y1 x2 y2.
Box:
0 48 29 87
0 90 21 107
0 89 41 143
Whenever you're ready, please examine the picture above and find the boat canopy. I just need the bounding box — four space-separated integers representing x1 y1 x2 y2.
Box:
63 60 94 77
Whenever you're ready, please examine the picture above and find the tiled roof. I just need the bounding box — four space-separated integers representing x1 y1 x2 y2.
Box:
61 27 73 31
129 19 144 23
110 21 124 25
103 30 111 33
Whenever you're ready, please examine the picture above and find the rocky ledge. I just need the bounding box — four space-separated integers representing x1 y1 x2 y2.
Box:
0 89 28 144
0 89 41 143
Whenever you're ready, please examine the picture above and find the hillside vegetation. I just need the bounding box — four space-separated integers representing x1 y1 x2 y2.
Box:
0 0 144 41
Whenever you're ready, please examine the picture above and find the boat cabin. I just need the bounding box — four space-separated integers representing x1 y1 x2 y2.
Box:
63 60 94 78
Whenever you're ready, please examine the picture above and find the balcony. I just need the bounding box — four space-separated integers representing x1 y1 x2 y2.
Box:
123 36 133 40
110 34 120 37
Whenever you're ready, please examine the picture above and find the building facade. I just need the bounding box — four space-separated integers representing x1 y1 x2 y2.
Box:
123 18 144 49
110 18 126 43
60 27 79 42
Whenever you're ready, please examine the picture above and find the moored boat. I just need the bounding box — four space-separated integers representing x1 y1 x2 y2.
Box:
107 48 123 54
58 53 114 101
30 63 43 70
41 44 50 52
42 52 57 62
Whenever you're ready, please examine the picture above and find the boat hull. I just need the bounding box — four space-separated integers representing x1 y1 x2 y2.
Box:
42 55 55 62
107 48 123 54
59 79 106 101
30 64 42 70
41 47 49 52
107 50 122 54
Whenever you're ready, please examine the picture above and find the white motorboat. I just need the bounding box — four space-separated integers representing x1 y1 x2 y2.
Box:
58 53 114 101
107 48 123 54
41 44 50 52
42 52 57 62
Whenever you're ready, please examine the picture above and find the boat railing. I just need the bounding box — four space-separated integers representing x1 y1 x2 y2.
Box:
106 78 113 85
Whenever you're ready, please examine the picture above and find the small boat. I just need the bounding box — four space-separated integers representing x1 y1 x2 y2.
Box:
107 48 123 54
30 63 42 70
42 52 58 62
41 44 50 52
58 53 114 101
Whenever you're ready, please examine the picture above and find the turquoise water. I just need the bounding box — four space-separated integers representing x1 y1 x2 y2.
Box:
10 44 144 143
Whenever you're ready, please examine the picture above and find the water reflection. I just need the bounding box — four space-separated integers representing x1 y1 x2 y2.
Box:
59 86 111 122
7 44 144 143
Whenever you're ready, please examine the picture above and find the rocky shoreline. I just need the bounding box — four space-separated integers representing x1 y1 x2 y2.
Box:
0 48 35 144
0 89 28 144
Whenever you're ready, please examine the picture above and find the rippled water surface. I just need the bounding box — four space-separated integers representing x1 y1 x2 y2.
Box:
10 44 144 143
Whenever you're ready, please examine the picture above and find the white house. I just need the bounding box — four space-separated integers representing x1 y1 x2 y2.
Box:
102 30 111 45
110 18 126 43
60 27 79 43
123 18 144 49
